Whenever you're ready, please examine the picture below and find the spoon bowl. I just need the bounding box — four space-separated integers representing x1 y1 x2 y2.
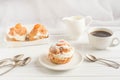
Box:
86 54 97 62
22 57 31 66
13 54 24 61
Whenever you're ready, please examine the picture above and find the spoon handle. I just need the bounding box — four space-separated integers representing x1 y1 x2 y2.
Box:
98 58 120 69
0 65 16 76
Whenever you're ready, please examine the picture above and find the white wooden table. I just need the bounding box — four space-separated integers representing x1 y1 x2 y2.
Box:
0 27 120 80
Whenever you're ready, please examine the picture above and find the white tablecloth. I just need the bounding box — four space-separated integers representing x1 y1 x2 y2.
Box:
0 27 120 80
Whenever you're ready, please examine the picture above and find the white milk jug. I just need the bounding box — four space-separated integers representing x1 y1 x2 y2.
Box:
63 16 92 40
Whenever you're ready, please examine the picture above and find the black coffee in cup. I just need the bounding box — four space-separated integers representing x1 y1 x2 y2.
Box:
91 31 112 37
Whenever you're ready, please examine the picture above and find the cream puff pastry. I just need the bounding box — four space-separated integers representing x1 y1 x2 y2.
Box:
27 24 48 41
7 23 27 41
48 40 74 64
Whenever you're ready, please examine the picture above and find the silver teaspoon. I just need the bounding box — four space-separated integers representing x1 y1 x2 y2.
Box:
86 54 120 69
0 57 31 76
0 54 24 68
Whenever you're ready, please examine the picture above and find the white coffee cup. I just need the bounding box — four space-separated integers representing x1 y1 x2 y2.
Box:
88 28 120 50
63 16 92 40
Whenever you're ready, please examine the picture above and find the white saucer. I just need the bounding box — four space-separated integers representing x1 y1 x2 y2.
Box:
38 50 84 71
4 37 50 47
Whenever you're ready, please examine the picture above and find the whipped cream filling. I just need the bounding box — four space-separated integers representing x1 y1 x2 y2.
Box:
51 43 71 49
34 32 48 39
51 49 74 59
8 34 26 41
50 44 74 59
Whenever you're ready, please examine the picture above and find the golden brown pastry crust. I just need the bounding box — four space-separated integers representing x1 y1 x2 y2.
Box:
48 53 72 64
7 23 27 41
8 23 27 36
27 24 48 41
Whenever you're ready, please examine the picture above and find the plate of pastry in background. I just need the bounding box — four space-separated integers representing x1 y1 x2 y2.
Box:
38 40 84 71
4 23 49 47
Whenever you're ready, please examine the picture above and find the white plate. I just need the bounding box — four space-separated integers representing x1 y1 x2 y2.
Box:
4 38 50 47
4 24 50 47
38 50 84 71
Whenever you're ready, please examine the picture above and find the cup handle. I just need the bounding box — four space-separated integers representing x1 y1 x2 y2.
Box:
85 16 93 26
110 37 120 47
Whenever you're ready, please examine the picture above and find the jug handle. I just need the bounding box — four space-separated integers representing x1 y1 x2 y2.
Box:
85 16 93 26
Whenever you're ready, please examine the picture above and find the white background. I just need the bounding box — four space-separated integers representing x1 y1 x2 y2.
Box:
0 0 120 29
